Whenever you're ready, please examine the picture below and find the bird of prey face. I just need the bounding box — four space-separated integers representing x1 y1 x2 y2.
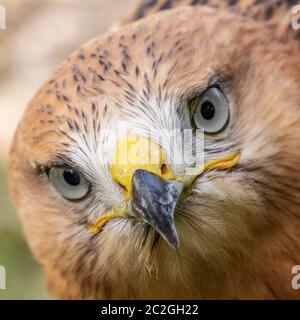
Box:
9 1 300 299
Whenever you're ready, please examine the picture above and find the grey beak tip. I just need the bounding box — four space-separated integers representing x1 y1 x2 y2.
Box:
131 169 181 249
168 237 180 250
159 221 180 249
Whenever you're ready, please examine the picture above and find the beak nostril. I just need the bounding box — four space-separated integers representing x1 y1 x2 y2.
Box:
160 164 177 181
161 163 170 176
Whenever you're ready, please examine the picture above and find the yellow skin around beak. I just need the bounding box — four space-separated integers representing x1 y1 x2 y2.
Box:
110 135 176 200
89 135 240 234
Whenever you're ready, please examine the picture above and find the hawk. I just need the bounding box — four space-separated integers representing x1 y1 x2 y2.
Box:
9 0 300 299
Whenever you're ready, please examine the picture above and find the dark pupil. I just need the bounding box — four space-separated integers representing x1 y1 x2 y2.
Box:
63 169 81 186
201 101 215 120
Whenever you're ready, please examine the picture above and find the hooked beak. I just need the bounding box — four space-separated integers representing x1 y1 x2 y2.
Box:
89 135 240 249
131 169 181 249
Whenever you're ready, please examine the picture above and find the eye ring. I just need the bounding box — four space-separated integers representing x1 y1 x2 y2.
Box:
47 166 90 201
190 86 230 134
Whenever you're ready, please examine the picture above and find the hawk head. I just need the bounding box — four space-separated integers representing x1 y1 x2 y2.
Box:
9 6 300 299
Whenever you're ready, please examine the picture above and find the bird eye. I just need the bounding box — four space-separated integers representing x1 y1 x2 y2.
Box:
191 87 229 133
48 166 90 200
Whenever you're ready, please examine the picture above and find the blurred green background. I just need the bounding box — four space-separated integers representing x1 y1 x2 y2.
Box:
0 0 130 300
0 165 48 299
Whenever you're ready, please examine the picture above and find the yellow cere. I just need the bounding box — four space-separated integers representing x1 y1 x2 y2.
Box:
89 134 240 235
110 135 176 200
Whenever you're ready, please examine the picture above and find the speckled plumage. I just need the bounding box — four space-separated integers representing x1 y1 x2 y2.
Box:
118 0 300 42
9 1 300 299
